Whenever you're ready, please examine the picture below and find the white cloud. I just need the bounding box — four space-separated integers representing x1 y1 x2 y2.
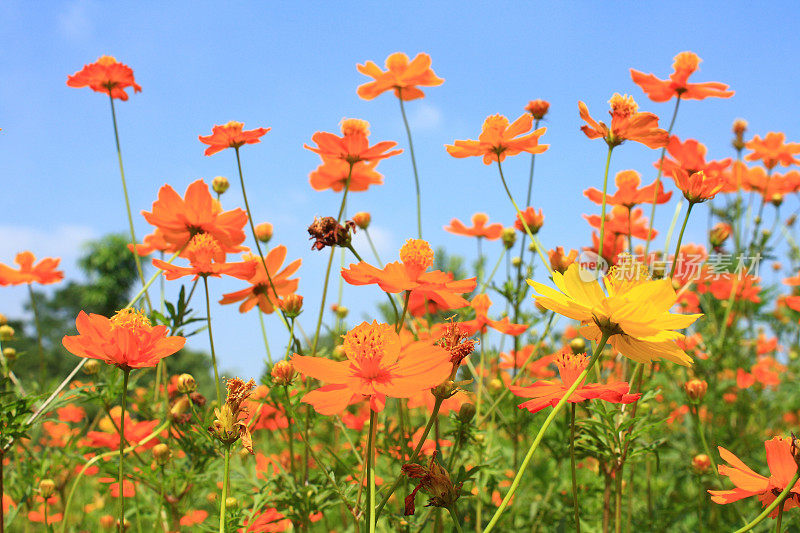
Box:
409 103 443 131
58 0 92 41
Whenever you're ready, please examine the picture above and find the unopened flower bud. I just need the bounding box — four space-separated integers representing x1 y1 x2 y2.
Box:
212 176 230 195
525 99 550 120
458 403 476 423
2 347 16 362
684 379 708 402
501 228 517 249
692 453 711 473
0 325 14 341
39 479 56 499
432 380 457 400
152 443 171 465
709 223 731 248
353 211 371 230
271 360 297 387
332 345 346 359
207 492 218 503
511 256 522 268
176 373 196 394
255 222 273 243
334 305 349 319
280 294 303 318
732 119 747 137
790 349 799 361
170 396 191 420
83 358 101 375
787 215 797 227
0 313 6 325
528 242 537 252
771 194 784 207
488 378 503 393
225 496 238 510
100 515 115 529
569 338 586 354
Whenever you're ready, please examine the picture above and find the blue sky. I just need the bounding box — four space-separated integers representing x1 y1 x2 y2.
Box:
1 2 799 376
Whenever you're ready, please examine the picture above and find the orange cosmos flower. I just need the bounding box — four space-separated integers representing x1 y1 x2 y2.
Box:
62 308 185 370
709 437 800 516
549 247 579 274
309 158 383 192
673 169 724 203
67 55 142 100
510 348 640 414
85 414 160 451
461 294 527 336
746 132 800 170
219 245 301 314
0 251 63 286
659 136 731 181
578 94 669 149
514 207 544 234
525 99 550 120
357 52 444 101
305 118 402 164
499 348 555 378
142 179 248 253
179 510 208 526
445 114 548 165
584 170 672 208
151 233 256 281
630 51 734 102
128 229 174 256
198 121 270 156
291 321 452 414
745 168 800 200
342 239 476 311
587 231 628 265
584 205 657 240
445 213 503 240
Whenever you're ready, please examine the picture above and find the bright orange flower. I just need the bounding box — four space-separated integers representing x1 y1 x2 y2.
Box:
510 349 640 413
85 415 160 451
67 55 142 100
499 348 555 378
62 308 185 370
57 404 86 423
514 207 544 234
0 252 63 286
673 169 724 203
584 206 657 240
548 247 579 274
28 505 63 524
357 52 444 100
630 51 734 102
461 294 527 336
142 179 248 253
291 321 452 414
180 510 208 526
342 239 476 311
702 273 761 303
309 158 383 192
198 121 270 156
578 94 669 149
128 229 174 256
745 132 800 169
219 245 301 314
445 213 504 240
709 437 800 517
151 233 255 281
586 231 628 265
744 168 800 200
305 119 402 164
406 389 471 416
445 114 548 165
242 507 292 532
584 170 672 208
659 136 731 181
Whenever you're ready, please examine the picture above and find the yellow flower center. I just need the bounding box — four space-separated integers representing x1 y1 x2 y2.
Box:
553 349 588 387
608 93 638 118
340 118 370 137
97 55 118 66
110 308 152 334
224 121 244 131
605 257 651 295
399 239 434 272
185 233 222 265
343 322 394 362
673 51 700 74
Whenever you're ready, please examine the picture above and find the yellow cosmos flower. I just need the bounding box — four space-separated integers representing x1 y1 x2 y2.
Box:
528 263 701 365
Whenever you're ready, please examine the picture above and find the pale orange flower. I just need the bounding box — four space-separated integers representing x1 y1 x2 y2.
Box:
67 55 142 100
745 132 800 169
444 213 503 240
309 158 383 192
219 245 301 314
198 121 270 156
151 233 256 281
630 51 734 102
673 169 724 203
584 170 671 208
445 114 548 165
357 52 444 100
579 94 669 149
305 119 402 164
0 252 63 286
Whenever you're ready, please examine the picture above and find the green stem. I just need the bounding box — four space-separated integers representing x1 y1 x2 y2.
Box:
284 386 296 481
367 410 378 533
109 95 152 313
733 471 800 533
525 119 541 207
202 276 223 406
219 446 231 532
669 202 694 278
398 91 423 239
598 145 615 259
775 502 784 533
396 291 411 333
570 403 581 533
27 284 46 389
483 332 611 532
365 228 383 267
448 506 465 533
496 161 552 275
478 248 505 294
118 368 131 533
614 463 623 533
258 310 273 365
645 96 681 256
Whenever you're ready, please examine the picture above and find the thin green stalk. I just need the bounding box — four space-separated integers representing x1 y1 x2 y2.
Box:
483 332 611 532
219 446 231 532
284 386 296 481
570 403 581 533
27 284 46 388
598 145 615 259
614 464 623 533
118 368 131 533
525 119 541 207
478 248 505 294
364 228 383 266
398 90 423 239
662 200 685 258
109 96 152 313
496 161 552 275
367 410 378 533
202 276 223 405
645 96 681 256
258 310 273 365
775 502 784 533
396 291 411 333
669 202 695 278
733 470 800 533
448 506 465 533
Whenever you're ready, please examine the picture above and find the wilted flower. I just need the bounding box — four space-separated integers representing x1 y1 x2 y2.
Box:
208 378 256 453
